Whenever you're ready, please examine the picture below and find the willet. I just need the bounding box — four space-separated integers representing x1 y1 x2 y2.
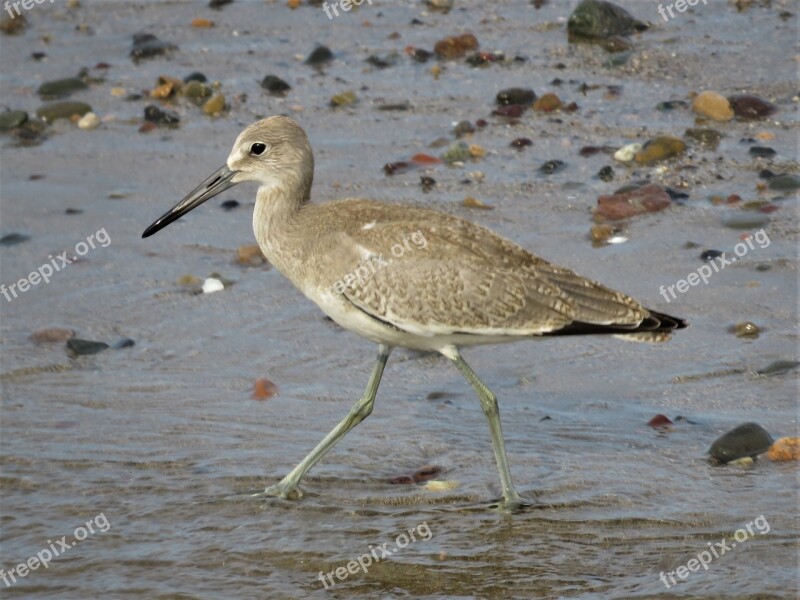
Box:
143 116 686 507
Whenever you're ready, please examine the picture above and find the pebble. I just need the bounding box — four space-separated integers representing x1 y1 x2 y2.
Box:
452 120 475 137
511 137 533 148
684 128 723 148
36 101 92 122
647 414 673 429
423 480 459 492
462 196 494 210
305 45 333 66
728 94 777 119
420 175 436 192
539 160 566 175
110 87 127 97
532 93 563 112
440 141 472 164
366 53 398 69
261 75 291 95
202 277 224 294
492 104 525 118
728 321 761 339
111 338 135 349
433 33 479 60
202 93 226 116
700 249 723 261
754 360 799 377
0 13 26 35
237 244 266 266
330 91 357 107
597 165 614 181
496 87 535 106
692 91 734 121
252 377 278 400
0 109 28 130
184 72 208 83
749 146 776 158
722 213 770 229
37 77 88 98
220 199 240 211
709 422 773 464
567 0 647 41
67 338 110 356
177 274 201 287
767 174 800 192
634 136 686 164
31 328 74 343
613 143 642 163
0 232 29 246
77 112 100 130
191 17 214 28
766 437 800 461
130 32 177 62
594 183 671 221
144 105 180 125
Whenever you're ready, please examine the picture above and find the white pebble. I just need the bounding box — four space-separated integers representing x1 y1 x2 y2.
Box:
202 277 224 294
613 143 642 163
77 112 100 130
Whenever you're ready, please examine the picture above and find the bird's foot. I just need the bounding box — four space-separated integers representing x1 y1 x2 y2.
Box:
250 482 304 500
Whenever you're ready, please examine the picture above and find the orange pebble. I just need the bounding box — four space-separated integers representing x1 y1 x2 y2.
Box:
767 437 800 461
191 18 214 28
252 378 278 400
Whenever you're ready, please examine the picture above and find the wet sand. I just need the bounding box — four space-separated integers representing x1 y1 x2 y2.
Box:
0 1 798 598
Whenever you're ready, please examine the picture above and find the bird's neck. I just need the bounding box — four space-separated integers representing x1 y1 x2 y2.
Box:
253 178 311 273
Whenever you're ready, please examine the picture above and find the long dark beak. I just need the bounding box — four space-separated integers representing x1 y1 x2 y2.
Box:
142 164 239 238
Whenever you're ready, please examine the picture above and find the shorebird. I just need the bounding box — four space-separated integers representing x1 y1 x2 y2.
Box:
143 116 686 507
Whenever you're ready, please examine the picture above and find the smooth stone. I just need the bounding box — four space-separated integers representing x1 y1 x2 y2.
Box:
692 91 734 121
767 174 800 192
37 77 88 98
594 183 671 221
749 146 776 158
202 277 224 294
31 328 74 343
567 0 647 40
539 160 566 175
433 33 479 60
220 199 240 210
77 112 100 130
709 422 773 464
36 101 92 122
728 94 778 119
182 80 212 102
202 93 225 115
496 87 535 106
305 45 333 65
261 75 290 95
634 136 686 164
130 32 177 62
0 232 30 246
452 120 475 137
685 128 723 148
722 213 770 229
728 321 761 339
533 93 563 112
755 360 799 377
111 338 135 349
144 105 180 125
184 72 207 83
613 142 642 162
0 109 28 130
67 338 110 356
440 141 471 164
597 165 614 181
330 91 357 107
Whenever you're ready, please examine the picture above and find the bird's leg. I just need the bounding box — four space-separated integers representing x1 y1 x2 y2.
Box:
259 345 392 499
451 352 525 507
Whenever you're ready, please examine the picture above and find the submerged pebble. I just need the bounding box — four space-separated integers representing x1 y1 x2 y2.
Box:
0 109 28 130
496 87 535 106
728 321 761 339
0 232 30 246
130 32 177 62
539 160 566 175
749 146 776 158
634 136 686 164
613 143 642 163
647 414 673 429
594 183 671 221
709 422 773 464
36 101 92 122
767 174 800 192
252 378 278 400
261 75 290 95
112 338 135 350
67 338 110 356
692 91 734 121
567 0 647 41
305 45 333 66
37 77 88 99
766 437 800 462
330 91 357 107
144 105 180 125
77 112 100 130
434 33 479 60
532 93 562 112
685 128 723 148
728 94 778 119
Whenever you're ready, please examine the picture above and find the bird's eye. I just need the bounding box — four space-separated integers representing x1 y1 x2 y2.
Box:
250 143 267 156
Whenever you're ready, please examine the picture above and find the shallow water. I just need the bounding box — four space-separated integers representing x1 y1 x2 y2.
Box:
1 1 798 598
